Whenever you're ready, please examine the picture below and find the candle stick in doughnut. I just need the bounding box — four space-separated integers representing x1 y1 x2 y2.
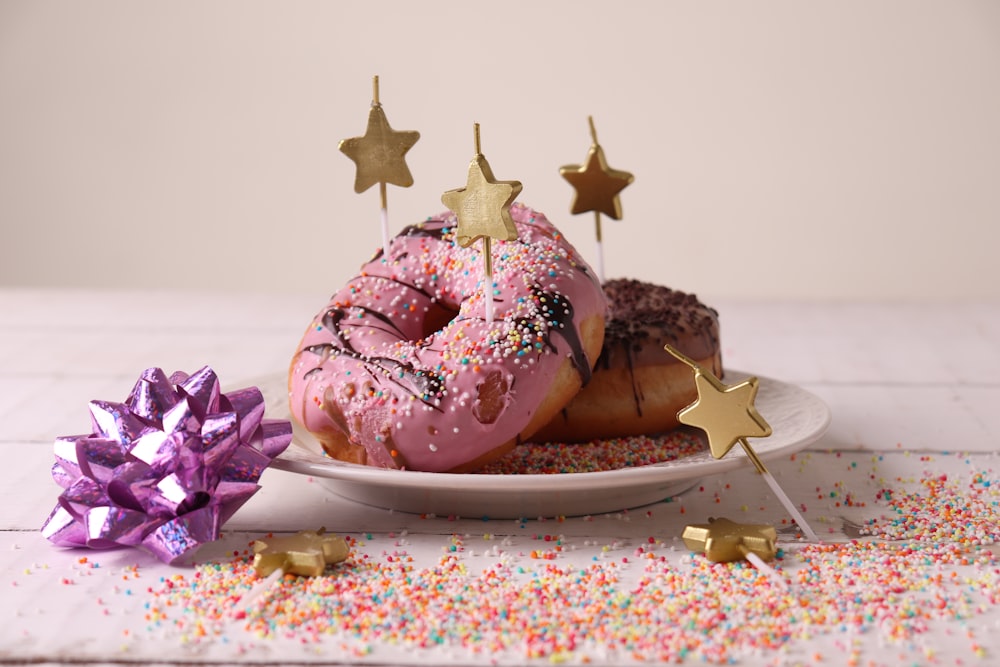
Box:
559 116 634 284
339 75 420 258
664 344 820 543
441 123 522 327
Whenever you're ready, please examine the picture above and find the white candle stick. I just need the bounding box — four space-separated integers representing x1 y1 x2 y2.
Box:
594 211 606 284
379 183 390 259
231 567 283 619
483 237 495 327
743 549 788 589
735 437 819 542
753 460 820 542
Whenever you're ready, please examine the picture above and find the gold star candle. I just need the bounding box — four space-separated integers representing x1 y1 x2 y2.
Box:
559 116 633 283
252 528 350 577
339 75 420 258
683 517 787 587
665 344 820 542
441 123 522 327
232 529 351 619
682 517 777 563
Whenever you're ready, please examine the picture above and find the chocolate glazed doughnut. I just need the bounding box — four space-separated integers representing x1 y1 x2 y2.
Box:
534 279 721 442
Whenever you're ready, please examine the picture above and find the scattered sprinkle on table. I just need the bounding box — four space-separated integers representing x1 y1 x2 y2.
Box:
141 465 1000 664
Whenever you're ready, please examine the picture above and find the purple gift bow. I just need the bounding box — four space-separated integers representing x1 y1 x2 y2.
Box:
41 366 291 563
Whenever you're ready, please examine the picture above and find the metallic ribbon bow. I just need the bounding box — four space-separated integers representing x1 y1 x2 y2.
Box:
40 367 292 563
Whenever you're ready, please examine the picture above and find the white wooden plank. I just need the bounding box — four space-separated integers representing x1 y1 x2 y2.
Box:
719 301 1000 384
4 448 999 666
804 383 1000 452
0 288 327 331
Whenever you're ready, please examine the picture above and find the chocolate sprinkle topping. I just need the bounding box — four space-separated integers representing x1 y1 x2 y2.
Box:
597 278 719 369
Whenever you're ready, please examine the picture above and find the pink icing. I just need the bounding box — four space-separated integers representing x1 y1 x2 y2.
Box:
288 203 606 472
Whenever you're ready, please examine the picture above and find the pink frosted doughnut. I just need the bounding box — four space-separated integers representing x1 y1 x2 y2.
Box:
288 203 606 472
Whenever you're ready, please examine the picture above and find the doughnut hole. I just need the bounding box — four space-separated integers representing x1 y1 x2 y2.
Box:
422 301 457 338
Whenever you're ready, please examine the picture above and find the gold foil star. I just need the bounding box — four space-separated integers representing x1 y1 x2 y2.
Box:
252 528 350 577
682 517 778 563
666 345 821 543
664 344 772 462
560 116 634 220
442 123 522 248
339 76 420 194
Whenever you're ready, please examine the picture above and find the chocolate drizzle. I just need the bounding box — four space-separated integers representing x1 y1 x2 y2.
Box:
336 305 407 338
369 220 451 263
504 286 592 386
397 220 450 241
539 290 591 385
301 308 446 409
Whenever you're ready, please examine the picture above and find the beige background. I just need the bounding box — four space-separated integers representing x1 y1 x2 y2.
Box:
1 0 998 301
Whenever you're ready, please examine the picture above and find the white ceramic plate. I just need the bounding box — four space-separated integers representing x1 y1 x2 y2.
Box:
264 372 831 518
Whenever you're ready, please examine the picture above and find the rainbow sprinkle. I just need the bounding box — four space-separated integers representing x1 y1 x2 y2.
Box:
144 536 999 663
479 430 705 474
140 457 1000 664
860 471 1000 544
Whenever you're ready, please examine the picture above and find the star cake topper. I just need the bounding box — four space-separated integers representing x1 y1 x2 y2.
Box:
252 528 350 577
560 116 634 220
441 123 522 326
682 517 778 563
665 346 772 461
442 123 522 248
339 75 420 194
665 344 820 542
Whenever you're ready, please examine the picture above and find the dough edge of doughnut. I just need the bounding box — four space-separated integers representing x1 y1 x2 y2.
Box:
533 350 722 443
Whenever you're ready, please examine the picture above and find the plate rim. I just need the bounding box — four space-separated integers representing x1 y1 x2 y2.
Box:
267 370 832 492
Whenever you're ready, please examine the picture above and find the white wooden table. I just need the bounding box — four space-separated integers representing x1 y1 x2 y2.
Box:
2 288 998 666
